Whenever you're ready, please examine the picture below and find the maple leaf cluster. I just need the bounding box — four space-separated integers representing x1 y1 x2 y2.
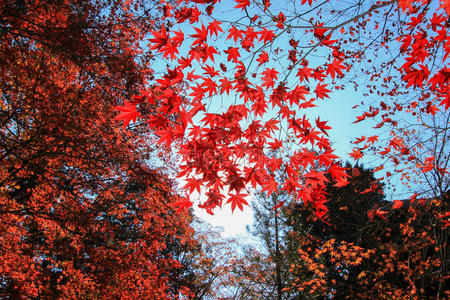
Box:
114 0 449 223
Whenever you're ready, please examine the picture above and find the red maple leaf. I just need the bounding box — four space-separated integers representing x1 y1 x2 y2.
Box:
275 12 286 29
114 101 140 128
262 178 278 195
392 200 404 209
227 25 243 43
353 136 366 144
349 148 363 160
367 135 379 144
207 20 223 37
297 65 313 82
315 83 331 99
304 171 329 188
162 40 180 60
398 0 414 12
234 0 250 10
190 23 208 46
219 78 232 95
268 138 282 151
261 68 279 89
326 59 347 80
224 47 240 62
353 114 366 123
170 197 193 213
227 192 249 212
149 26 168 50
184 177 203 194
202 64 219 77
259 27 276 44
257 51 269 66
300 129 321 146
301 0 314 5
315 117 332 135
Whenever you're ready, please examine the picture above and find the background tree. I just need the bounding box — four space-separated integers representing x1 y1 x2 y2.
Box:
237 164 381 298
0 0 197 298
285 164 385 297
235 164 447 299
286 164 448 299
233 191 298 299
181 219 244 300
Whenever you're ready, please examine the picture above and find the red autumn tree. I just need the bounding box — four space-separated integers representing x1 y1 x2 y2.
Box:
0 0 196 298
118 0 449 223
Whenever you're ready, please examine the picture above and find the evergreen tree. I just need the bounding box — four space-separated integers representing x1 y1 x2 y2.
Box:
285 163 386 298
241 163 386 299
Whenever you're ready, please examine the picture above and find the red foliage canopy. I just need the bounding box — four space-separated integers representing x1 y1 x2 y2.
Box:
0 0 195 297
